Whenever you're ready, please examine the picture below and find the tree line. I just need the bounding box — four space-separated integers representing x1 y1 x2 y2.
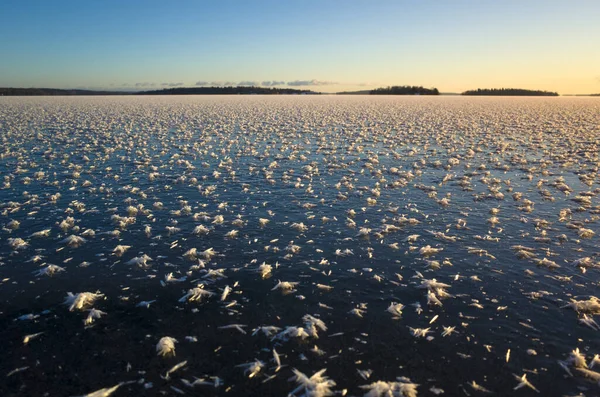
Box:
0 86 319 96
370 86 440 95
6 86 595 97
0 88 126 96
137 86 319 95
461 88 559 96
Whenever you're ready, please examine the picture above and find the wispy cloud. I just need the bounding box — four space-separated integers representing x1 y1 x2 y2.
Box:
353 82 376 87
119 82 157 88
195 81 209 86
262 80 285 87
238 81 259 86
287 79 337 87
161 82 184 87
207 81 237 86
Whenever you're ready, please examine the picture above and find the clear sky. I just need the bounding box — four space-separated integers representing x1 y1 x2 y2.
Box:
1 0 599 94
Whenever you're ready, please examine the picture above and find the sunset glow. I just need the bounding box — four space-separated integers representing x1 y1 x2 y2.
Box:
1 0 599 94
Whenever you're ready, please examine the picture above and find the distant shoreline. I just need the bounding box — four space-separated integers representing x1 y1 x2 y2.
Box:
1 87 599 97
0 87 318 96
461 88 558 96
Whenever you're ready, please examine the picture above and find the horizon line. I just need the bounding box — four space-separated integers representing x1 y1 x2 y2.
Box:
2 85 599 97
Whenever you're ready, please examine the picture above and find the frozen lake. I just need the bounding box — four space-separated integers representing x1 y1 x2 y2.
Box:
1 95 599 396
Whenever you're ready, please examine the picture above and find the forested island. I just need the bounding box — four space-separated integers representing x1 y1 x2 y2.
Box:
137 86 318 95
462 88 559 96
370 86 440 95
0 88 129 96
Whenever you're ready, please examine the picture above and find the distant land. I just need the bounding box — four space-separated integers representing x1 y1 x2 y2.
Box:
370 86 440 95
0 87 131 96
137 86 319 95
3 86 599 97
0 86 318 96
462 88 559 96
336 90 371 95
336 86 441 95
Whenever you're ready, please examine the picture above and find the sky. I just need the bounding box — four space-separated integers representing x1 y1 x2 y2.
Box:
1 0 599 94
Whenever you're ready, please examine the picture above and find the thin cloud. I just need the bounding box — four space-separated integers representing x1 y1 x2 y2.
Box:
120 82 156 88
199 81 259 87
353 82 376 87
161 82 184 87
262 81 285 87
287 79 337 87
209 81 237 86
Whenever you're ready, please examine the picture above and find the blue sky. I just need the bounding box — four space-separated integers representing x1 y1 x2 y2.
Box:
1 0 599 93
